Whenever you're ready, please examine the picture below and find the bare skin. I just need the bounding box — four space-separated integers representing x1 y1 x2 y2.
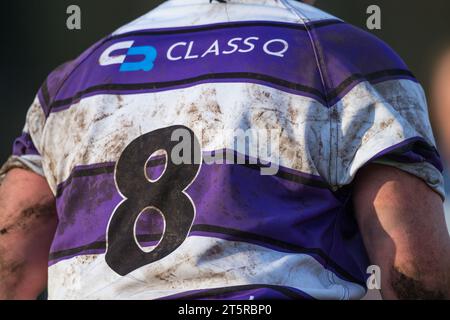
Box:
0 168 57 300
354 165 450 299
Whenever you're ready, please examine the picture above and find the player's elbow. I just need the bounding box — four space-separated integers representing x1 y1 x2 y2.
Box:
389 256 450 300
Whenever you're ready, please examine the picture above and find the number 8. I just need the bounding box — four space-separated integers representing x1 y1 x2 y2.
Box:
106 125 201 276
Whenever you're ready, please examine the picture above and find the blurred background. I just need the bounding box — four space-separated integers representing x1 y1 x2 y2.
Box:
1 0 450 162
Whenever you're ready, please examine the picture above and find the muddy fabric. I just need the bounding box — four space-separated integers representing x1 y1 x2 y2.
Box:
2 0 442 300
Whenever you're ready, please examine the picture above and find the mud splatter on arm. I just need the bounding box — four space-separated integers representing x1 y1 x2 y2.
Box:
354 164 450 300
391 266 448 300
0 169 57 300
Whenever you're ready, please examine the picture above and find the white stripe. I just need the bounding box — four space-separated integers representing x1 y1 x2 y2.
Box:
42 78 443 198
48 236 365 300
112 0 337 36
43 82 330 192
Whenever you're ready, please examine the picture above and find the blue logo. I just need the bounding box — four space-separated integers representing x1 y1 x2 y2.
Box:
120 46 157 72
99 41 158 72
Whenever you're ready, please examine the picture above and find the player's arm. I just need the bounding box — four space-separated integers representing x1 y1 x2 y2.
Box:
0 168 57 300
353 164 450 300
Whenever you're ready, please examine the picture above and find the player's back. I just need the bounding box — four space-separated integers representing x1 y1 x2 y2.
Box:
12 0 442 299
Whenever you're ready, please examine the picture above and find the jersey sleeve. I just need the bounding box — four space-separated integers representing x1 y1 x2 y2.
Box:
0 96 47 180
335 79 443 196
313 22 444 197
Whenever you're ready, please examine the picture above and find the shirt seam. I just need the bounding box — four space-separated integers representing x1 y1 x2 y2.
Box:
278 0 335 186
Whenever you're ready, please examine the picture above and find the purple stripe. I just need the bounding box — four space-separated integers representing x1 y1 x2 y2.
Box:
50 23 323 111
49 159 368 284
55 150 327 197
157 285 314 300
370 137 443 172
12 132 40 156
316 22 414 105
37 38 107 116
42 20 414 113
56 161 116 196
40 20 344 116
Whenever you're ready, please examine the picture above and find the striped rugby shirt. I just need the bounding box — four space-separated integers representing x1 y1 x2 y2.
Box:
1 0 444 299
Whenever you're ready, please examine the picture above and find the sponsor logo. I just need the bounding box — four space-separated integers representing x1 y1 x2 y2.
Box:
99 41 157 72
99 36 289 72
166 37 289 61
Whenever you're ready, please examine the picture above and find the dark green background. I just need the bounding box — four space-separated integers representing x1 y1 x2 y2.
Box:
1 0 449 163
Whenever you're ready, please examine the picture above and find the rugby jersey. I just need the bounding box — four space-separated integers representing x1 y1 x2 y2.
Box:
1 0 444 300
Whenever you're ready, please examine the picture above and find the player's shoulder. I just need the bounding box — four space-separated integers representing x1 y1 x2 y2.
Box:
313 21 408 72
280 1 415 106
38 38 106 117
284 0 398 57
285 2 409 74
